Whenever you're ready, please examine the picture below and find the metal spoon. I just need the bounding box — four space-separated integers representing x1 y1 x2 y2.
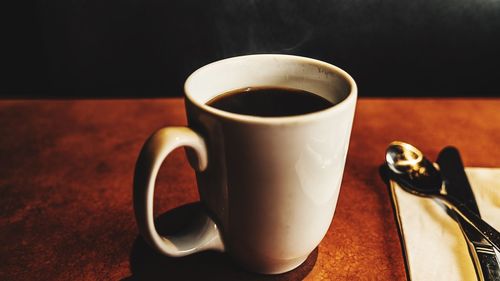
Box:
385 141 500 252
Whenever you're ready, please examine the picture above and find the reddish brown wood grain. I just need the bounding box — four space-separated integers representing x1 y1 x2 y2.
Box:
1 98 499 280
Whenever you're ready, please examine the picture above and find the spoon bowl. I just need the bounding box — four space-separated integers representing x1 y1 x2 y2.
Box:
385 141 443 196
386 141 423 174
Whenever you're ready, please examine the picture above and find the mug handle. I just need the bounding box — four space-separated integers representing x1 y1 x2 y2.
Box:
133 127 225 257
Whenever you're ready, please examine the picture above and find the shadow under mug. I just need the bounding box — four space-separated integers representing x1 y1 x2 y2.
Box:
133 54 357 274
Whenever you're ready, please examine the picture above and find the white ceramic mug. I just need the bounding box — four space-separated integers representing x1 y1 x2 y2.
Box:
133 54 357 274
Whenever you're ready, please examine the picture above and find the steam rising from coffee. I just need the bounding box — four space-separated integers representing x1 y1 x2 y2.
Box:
212 0 317 57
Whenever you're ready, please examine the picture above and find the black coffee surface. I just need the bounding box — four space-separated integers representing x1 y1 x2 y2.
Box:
206 87 333 117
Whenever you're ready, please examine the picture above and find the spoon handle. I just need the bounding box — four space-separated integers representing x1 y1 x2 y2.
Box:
446 197 500 253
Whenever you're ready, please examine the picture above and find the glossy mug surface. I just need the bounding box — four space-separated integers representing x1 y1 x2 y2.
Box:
133 54 357 274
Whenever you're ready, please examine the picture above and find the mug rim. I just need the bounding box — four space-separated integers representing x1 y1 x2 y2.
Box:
184 54 357 125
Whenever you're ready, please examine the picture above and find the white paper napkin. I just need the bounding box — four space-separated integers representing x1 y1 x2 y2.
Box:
390 168 500 281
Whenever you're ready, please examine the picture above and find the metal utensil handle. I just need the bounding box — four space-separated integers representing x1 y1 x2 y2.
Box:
476 249 500 281
457 215 500 281
449 197 500 253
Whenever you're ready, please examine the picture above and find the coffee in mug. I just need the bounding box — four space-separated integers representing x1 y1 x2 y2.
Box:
206 87 334 117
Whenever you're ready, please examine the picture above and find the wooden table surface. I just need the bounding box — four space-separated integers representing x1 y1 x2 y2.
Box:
1 98 499 281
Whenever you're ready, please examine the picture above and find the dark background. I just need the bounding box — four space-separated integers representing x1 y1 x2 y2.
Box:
3 0 500 98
